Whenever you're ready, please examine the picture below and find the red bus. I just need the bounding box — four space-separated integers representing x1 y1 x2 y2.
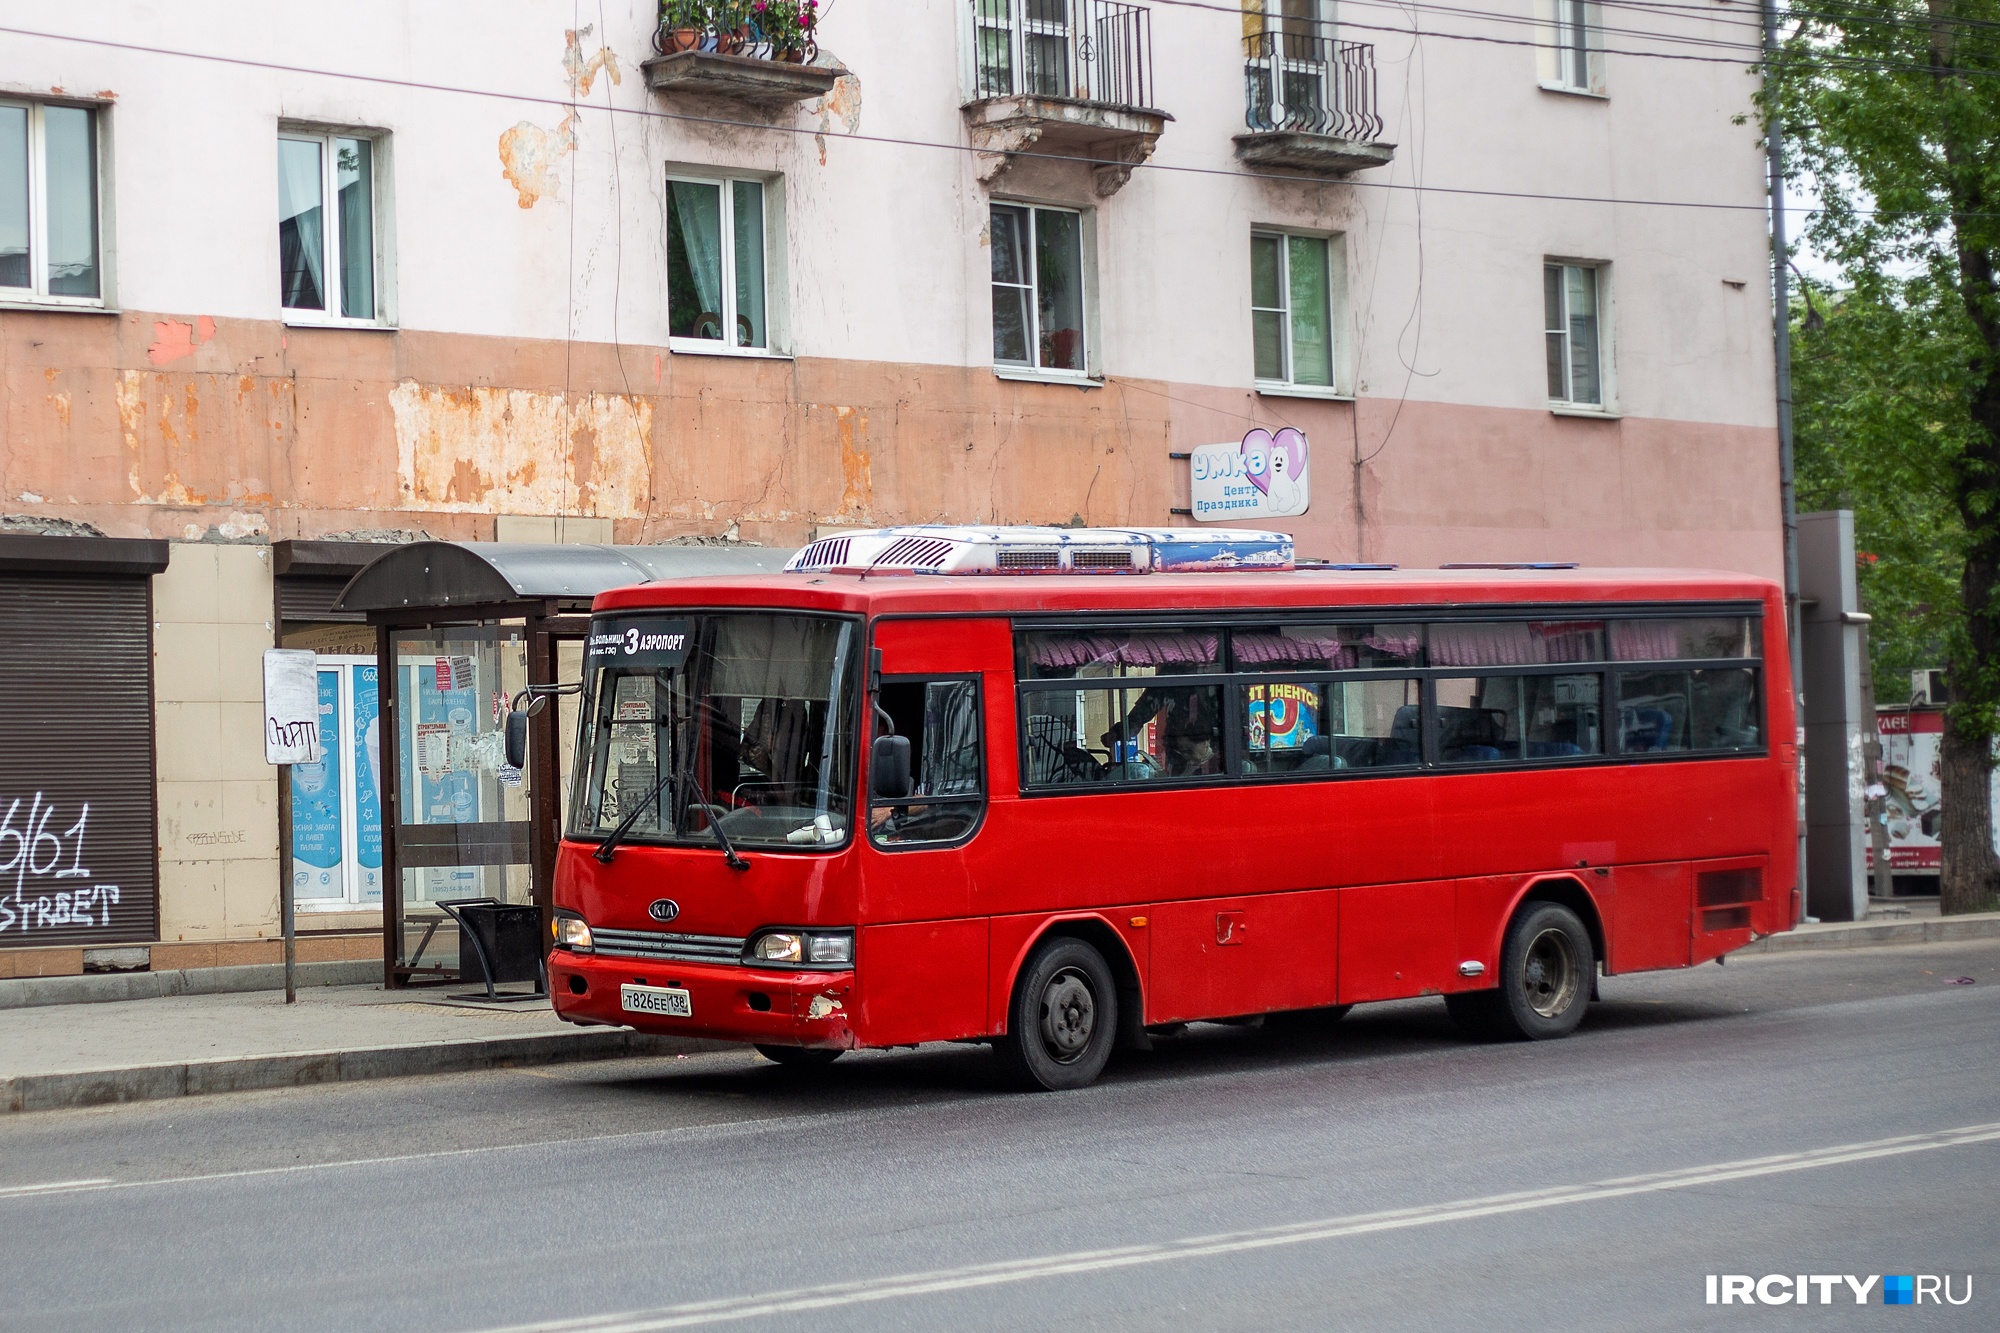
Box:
539 526 1797 1090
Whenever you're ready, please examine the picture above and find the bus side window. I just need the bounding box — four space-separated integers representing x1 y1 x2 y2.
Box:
871 678 985 846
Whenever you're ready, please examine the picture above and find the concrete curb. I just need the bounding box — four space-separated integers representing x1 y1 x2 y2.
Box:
0 960 381 1010
2 1029 730 1114
1739 913 2000 955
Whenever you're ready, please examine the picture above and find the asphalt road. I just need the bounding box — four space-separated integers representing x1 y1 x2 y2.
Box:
2 940 1996 1332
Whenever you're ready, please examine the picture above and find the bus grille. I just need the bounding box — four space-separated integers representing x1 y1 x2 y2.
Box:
1070 548 1135 570
591 927 746 965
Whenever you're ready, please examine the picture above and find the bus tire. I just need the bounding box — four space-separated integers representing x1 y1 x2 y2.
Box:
995 937 1119 1091
754 1044 845 1068
1461 901 1595 1042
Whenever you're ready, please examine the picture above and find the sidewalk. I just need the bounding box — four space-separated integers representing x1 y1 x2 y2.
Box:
0 982 726 1115
5 905 1997 1116
1740 902 2000 954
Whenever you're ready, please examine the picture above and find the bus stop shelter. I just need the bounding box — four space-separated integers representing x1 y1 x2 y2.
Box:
333 542 792 987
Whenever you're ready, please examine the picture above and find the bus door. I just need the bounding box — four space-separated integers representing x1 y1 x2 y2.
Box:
856 617 1009 1044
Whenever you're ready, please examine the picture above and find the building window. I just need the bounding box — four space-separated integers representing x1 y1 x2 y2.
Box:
0 101 101 303
1538 0 1604 95
1544 262 1604 407
667 175 771 351
1252 230 1340 391
279 130 380 321
972 0 1076 99
991 202 1088 376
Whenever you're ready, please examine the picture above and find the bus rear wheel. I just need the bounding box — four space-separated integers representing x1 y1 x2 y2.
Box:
754 1044 845 1068
1446 902 1594 1042
996 937 1118 1091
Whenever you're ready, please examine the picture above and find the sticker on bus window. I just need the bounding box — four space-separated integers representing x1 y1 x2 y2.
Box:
587 619 693 670
1247 683 1320 750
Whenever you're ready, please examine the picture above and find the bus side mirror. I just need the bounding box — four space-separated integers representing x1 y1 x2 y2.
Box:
871 734 912 800
505 709 529 770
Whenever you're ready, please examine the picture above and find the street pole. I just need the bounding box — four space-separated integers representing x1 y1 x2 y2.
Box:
1763 0 1808 923
279 762 296 1004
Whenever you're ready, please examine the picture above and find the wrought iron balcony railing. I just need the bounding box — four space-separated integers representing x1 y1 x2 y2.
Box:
1243 32 1382 142
971 0 1155 110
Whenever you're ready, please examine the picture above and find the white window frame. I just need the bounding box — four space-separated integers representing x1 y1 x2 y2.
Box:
1536 0 1606 97
1545 259 1613 412
990 199 1099 384
0 98 107 310
1251 227 1350 399
967 0 1078 100
277 125 390 327
1243 1 1341 131
663 168 789 359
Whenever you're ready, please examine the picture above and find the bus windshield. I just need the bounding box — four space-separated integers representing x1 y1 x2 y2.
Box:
568 613 858 851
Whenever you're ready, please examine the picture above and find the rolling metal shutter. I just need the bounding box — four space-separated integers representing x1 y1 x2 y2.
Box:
0 574 158 946
278 575 364 623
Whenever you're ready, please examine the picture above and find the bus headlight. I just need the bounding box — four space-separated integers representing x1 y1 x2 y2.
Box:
553 912 594 953
748 929 854 967
753 932 803 963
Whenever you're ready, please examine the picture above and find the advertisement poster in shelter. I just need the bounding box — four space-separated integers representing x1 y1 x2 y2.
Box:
290 669 346 898
352 664 383 903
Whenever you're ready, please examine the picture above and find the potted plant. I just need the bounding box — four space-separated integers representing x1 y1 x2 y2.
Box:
758 0 817 61
712 0 753 54
657 0 706 53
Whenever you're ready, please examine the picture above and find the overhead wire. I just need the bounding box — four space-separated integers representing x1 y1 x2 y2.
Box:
0 10 1989 218
0 19 1971 219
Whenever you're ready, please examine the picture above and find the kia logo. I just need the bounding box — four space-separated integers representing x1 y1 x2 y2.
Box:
648 899 680 923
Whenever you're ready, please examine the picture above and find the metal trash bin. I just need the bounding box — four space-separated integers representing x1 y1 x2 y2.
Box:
435 898 546 1001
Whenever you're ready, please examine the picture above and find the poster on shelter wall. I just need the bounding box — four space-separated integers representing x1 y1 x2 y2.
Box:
1189 428 1310 522
1878 709 1942 870
290 669 347 900
352 665 383 904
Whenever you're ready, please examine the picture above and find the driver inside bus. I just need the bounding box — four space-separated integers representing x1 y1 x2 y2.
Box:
1102 684 1221 776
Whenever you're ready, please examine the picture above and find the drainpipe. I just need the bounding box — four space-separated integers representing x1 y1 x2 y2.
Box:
1763 0 1808 921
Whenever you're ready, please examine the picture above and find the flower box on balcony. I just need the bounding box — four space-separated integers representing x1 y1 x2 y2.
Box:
642 49 842 108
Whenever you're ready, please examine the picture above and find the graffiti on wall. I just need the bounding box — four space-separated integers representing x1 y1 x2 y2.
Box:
0 794 122 935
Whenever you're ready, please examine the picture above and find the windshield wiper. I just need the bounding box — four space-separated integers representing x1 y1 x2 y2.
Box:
593 765 678 865
595 706 696 865
675 769 750 872
595 708 750 871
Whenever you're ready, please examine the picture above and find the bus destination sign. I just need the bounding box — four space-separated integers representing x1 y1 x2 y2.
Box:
587 619 693 671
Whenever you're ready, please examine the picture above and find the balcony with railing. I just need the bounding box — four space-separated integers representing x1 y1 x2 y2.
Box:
1235 31 1393 174
962 0 1171 197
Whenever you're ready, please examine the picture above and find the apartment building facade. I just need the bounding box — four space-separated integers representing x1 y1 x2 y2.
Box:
0 0 1780 975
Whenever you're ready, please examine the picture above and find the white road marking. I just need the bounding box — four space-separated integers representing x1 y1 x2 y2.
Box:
472 1120 2000 1332
0 1178 112 1199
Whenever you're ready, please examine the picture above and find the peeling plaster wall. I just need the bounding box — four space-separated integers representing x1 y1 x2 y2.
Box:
0 0 1780 573
389 381 652 517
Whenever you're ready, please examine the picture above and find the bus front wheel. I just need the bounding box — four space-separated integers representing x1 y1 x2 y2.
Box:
996 937 1119 1091
1446 902 1594 1042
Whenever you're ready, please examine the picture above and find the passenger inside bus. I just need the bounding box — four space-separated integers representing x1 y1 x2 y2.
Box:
1104 684 1222 777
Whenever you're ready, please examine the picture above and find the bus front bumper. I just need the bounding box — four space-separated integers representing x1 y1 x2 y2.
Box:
548 950 857 1049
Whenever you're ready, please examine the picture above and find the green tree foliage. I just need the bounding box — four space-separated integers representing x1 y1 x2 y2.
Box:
1790 280 1964 698
1766 0 2000 910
